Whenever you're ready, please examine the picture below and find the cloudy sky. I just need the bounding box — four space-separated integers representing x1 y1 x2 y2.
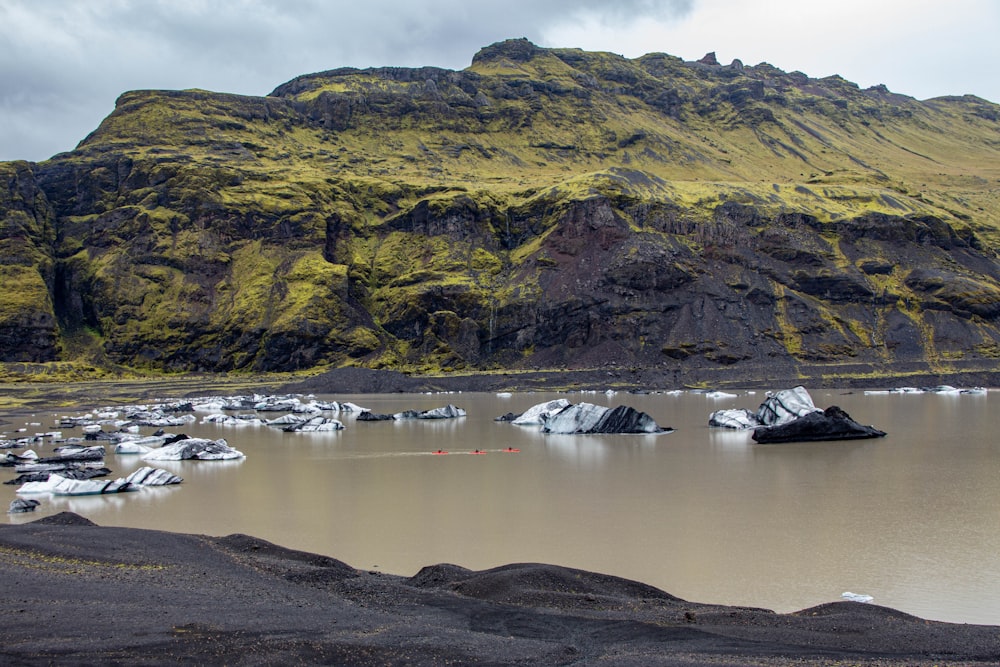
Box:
2 0 997 162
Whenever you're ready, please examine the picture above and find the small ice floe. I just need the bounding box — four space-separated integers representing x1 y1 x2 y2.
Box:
708 409 759 429
190 398 237 412
124 466 183 486
841 591 874 603
114 442 153 455
117 434 168 448
8 498 40 513
121 406 196 427
2 449 40 465
506 399 571 426
394 405 466 420
540 403 671 434
201 413 264 427
704 390 738 399
496 392 513 398
17 473 135 496
142 438 245 461
304 400 341 412
281 416 344 432
264 414 307 427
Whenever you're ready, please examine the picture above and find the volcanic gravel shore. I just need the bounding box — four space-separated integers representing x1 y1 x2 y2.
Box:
1 512 998 666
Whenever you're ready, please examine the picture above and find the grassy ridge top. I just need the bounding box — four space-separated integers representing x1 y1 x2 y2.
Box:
62 39 999 244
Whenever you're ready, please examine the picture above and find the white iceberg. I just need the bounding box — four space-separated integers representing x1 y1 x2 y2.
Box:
124 466 183 485
841 591 874 603
708 408 759 429
114 442 153 455
282 416 344 432
511 399 571 426
709 386 822 430
17 473 135 496
142 438 245 461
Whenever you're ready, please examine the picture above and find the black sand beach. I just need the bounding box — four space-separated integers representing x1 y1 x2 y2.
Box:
2 513 998 666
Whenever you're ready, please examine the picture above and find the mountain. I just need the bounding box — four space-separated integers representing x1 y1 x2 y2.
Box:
3 38 1000 386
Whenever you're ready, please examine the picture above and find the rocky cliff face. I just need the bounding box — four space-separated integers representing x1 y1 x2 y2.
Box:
0 162 59 361
3 39 1000 383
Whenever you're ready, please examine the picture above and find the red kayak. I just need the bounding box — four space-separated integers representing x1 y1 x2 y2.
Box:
432 450 449 455
502 448 520 453
470 450 487 455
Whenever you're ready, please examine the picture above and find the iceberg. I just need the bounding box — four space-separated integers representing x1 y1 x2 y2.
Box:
142 438 245 461
8 498 40 513
841 591 874 603
708 409 759 429
509 399 571 426
541 403 670 434
709 386 822 430
17 473 135 496
124 466 183 485
394 405 466 420
281 417 344 432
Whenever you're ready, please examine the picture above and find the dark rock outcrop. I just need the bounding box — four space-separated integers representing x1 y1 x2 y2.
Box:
752 405 887 443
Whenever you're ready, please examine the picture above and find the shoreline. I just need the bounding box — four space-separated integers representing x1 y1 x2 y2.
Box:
2 512 998 666
2 365 998 416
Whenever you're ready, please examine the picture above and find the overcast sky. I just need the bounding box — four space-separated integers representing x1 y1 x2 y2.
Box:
2 0 997 162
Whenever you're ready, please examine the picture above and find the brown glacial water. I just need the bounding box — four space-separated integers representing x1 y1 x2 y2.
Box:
3 388 999 625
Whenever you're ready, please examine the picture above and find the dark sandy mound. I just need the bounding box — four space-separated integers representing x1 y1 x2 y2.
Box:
2 514 997 666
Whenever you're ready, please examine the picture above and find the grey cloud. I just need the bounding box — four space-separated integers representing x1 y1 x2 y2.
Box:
1 0 691 161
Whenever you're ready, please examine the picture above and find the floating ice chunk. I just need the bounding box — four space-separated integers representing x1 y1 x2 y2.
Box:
510 399 571 426
282 417 344 432
395 405 466 420
541 403 669 434
841 591 874 603
265 414 307 426
18 473 135 496
142 438 245 461
704 391 737 399
124 466 183 485
8 498 40 513
708 408 758 429
115 442 153 455
756 386 822 426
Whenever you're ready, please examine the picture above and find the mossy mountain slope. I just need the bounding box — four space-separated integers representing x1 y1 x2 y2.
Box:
4 39 1000 383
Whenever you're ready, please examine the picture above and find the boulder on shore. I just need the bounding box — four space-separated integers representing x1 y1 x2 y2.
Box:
752 406 887 443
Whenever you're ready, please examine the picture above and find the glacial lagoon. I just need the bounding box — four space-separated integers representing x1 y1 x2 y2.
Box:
3 388 999 626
